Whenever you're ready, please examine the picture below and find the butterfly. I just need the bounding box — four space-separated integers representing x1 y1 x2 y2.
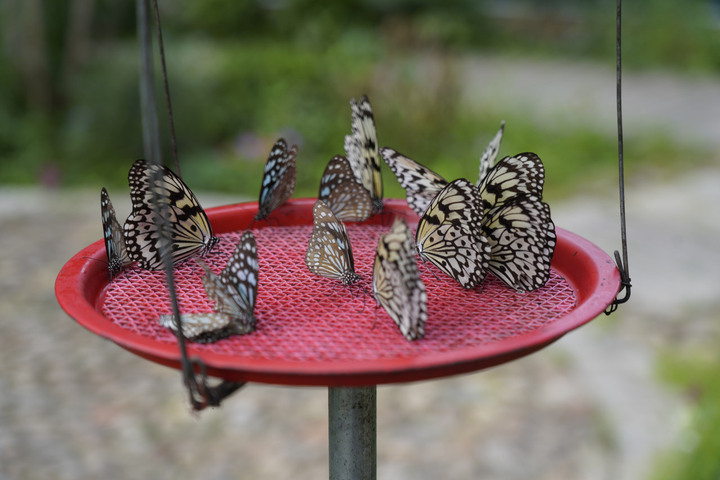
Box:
255 138 298 221
381 122 506 217
157 231 259 343
415 178 490 289
373 218 427 341
100 187 132 279
318 155 373 222
477 153 556 292
344 95 383 215
124 159 218 270
305 200 360 285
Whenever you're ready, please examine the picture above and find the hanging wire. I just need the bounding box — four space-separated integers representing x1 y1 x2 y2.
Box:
605 0 632 315
137 0 246 409
150 0 182 178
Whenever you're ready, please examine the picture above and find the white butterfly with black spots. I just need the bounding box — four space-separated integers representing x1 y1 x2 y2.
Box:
318 155 373 222
477 153 556 292
344 95 383 215
374 218 427 341
415 178 490 289
157 231 259 343
124 159 218 270
383 128 556 291
305 200 360 286
100 187 132 279
255 138 298 221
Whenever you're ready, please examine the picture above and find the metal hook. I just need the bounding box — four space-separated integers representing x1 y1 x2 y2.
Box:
604 250 631 315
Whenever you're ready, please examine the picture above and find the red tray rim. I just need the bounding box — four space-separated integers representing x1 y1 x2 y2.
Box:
55 198 620 386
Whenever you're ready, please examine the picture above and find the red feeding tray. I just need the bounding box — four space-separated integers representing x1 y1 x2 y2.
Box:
55 199 620 386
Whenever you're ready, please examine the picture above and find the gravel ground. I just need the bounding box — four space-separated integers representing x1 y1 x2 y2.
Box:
1 57 719 480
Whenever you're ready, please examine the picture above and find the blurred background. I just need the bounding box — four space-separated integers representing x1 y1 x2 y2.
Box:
1 0 719 479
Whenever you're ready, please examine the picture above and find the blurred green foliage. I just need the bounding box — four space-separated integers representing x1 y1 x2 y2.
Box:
651 339 720 480
0 0 717 194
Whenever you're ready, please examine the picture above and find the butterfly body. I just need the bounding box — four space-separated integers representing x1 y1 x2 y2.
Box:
100 188 132 279
255 138 298 221
374 218 427 341
305 200 360 285
344 95 383 215
124 159 218 270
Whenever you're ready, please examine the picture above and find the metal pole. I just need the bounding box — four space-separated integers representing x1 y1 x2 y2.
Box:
328 386 377 480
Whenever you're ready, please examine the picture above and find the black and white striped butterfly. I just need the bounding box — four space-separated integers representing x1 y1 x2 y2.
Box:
374 218 427 341
415 179 490 289
100 187 132 279
124 159 218 270
255 138 298 221
318 155 373 222
344 95 383 215
157 231 259 343
305 200 360 285
381 122 505 216
477 153 556 292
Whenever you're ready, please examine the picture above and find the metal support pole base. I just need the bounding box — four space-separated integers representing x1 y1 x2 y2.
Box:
328 386 377 480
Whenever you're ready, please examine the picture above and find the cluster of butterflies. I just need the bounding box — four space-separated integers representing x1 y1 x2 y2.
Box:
99 94 555 343
101 157 262 343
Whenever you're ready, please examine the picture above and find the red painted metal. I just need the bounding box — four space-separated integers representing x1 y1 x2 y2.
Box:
55 199 620 386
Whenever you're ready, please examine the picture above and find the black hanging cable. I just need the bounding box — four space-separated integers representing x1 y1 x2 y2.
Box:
606 0 632 315
151 0 181 178
137 0 246 409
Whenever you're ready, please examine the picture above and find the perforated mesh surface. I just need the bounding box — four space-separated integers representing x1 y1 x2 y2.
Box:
102 224 576 362
56 199 620 386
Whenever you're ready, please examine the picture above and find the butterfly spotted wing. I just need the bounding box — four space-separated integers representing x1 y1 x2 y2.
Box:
318 155 373 222
477 152 545 211
380 147 448 216
344 95 383 214
477 121 505 185
157 231 259 343
305 200 360 285
100 188 132 279
124 159 218 270
374 218 427 341
157 312 242 344
481 196 556 292
415 179 490 289
255 138 298 221
477 153 555 291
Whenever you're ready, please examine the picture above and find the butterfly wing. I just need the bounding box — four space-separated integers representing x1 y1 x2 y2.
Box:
124 159 218 270
477 121 505 185
157 312 240 344
318 155 373 222
415 179 490 289
344 95 383 214
100 188 131 279
255 138 298 220
481 196 556 292
477 152 545 211
380 147 448 216
305 200 359 285
374 218 427 341
217 231 259 331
